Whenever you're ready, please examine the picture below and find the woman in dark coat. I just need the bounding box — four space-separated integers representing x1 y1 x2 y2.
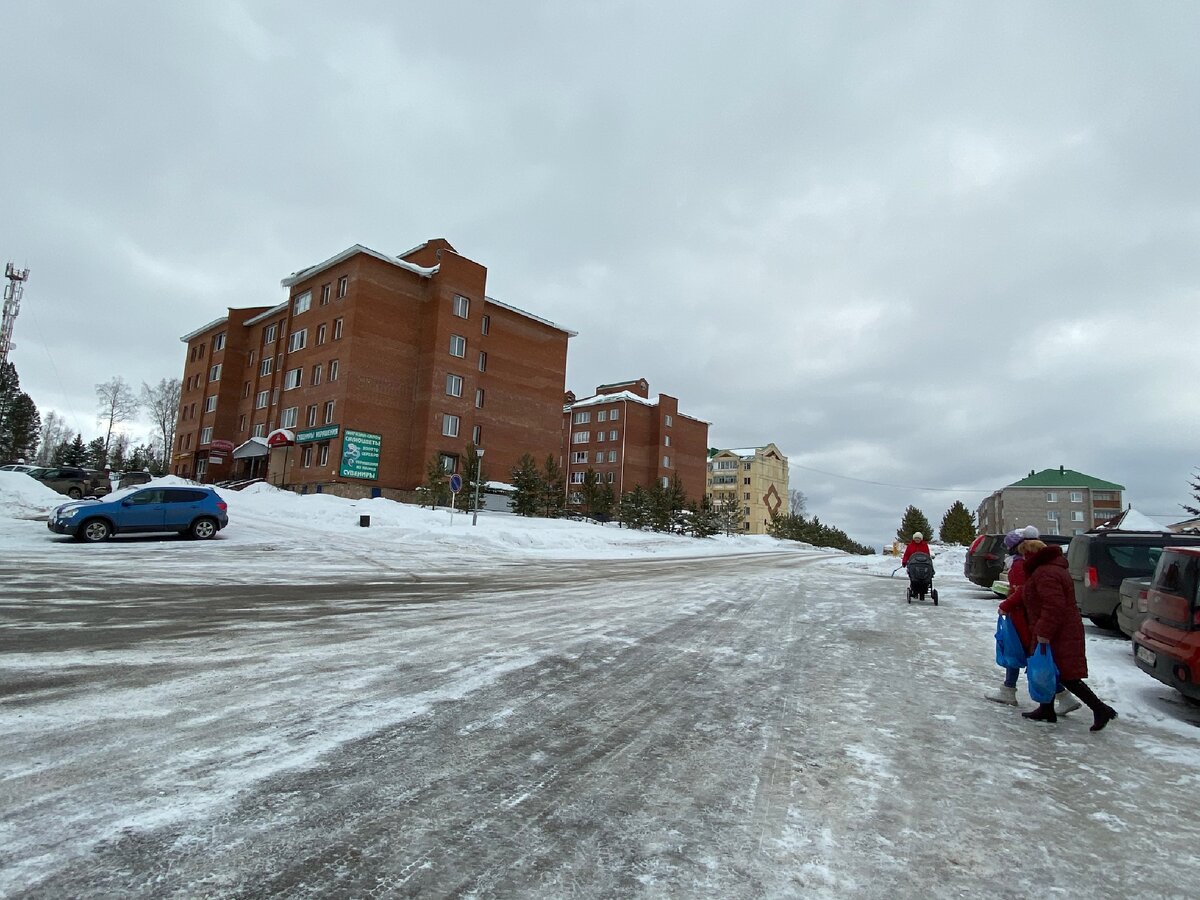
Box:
1019 540 1118 730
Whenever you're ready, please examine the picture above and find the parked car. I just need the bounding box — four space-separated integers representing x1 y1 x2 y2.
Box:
1117 576 1154 638
1132 547 1200 702
1067 530 1200 631
987 534 1074 596
114 470 153 489
964 534 1007 587
28 466 110 500
46 486 229 542
0 462 41 473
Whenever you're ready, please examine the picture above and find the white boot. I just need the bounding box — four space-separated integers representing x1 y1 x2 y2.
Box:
1055 690 1082 715
986 685 1018 706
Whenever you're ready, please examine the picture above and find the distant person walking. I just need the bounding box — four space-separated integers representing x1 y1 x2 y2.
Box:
901 532 930 566
1018 539 1118 731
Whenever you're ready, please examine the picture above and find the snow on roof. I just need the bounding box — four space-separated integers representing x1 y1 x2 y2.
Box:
179 315 229 343
567 390 659 410
243 302 288 327
1094 508 1169 532
484 296 577 337
280 244 439 288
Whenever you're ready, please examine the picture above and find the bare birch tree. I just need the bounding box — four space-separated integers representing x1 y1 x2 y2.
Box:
141 377 181 470
95 376 139 462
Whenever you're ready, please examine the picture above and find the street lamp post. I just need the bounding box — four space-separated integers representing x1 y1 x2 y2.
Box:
472 449 485 526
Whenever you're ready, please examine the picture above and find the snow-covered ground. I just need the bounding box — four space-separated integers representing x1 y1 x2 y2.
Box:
2 472 1199 897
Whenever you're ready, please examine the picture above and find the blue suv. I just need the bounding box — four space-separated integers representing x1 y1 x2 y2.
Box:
47 486 229 542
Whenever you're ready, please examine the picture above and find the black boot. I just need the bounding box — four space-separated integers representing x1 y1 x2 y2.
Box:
1090 705 1118 732
1022 703 1057 723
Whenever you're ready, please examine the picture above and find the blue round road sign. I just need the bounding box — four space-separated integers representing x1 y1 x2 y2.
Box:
449 473 463 493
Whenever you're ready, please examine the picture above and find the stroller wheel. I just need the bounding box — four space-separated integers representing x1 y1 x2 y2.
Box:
906 588 912 603
931 588 939 604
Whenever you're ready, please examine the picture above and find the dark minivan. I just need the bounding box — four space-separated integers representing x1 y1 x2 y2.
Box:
1133 547 1200 702
1068 530 1200 631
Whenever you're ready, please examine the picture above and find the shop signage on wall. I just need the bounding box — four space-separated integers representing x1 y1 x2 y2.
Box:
339 429 381 480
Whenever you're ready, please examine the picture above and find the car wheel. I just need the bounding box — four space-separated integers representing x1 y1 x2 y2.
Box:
67 487 82 500
79 519 111 542
189 517 218 540
1088 614 1119 631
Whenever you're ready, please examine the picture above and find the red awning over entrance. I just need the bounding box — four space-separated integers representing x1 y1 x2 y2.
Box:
266 428 296 448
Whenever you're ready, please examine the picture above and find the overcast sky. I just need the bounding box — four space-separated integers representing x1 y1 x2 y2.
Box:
3 1 1198 547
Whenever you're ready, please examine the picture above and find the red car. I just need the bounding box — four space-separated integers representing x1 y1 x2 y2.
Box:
1133 547 1200 702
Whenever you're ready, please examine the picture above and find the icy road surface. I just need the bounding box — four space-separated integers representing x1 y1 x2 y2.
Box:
3 534 1200 897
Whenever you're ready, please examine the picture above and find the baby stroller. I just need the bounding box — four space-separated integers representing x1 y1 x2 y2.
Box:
905 552 938 605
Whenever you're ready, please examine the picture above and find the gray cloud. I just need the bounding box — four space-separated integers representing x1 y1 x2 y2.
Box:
3 1 1198 545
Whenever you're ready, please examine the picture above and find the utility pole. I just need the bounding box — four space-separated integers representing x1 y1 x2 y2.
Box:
1 263 30 367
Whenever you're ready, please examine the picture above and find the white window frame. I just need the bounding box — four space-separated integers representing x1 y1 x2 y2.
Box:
311 364 322 386
1070 491 1083 503
572 431 590 444
453 295 470 318
199 426 213 444
317 324 327 345
471 424 481 444
596 432 605 442
288 329 308 352
306 404 318 428
320 284 331 306
665 414 673 427
1072 511 1085 522
665 435 671 447
318 443 330 466
301 445 313 467
663 455 671 468
450 335 466 357
1047 510 1060 522
573 411 591 424
446 373 463 397
255 390 270 409
293 290 312 316
204 395 217 413
478 351 487 372
597 410 607 422
283 368 303 390
610 409 619 421
443 414 460 438
280 406 298 429
213 332 226 351
324 400 335 425
571 451 588 464
333 318 343 340
609 430 617 441
608 450 617 463
1046 491 1058 502
264 323 278 344
570 472 585 485
337 275 348 298
260 358 273 377
253 423 267 438
209 363 222 382
329 359 339 381
475 388 484 408
481 314 490 335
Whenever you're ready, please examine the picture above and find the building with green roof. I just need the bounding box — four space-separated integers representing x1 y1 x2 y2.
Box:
975 466 1124 536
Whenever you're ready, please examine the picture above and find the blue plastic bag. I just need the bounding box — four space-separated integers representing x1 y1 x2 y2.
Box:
1027 643 1059 704
994 615 1027 669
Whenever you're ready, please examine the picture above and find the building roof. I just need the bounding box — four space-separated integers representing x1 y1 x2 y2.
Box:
1008 467 1124 491
179 316 229 343
280 244 439 288
484 295 577 337
564 390 709 425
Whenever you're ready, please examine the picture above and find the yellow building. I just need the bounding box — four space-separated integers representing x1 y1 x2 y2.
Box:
706 444 789 534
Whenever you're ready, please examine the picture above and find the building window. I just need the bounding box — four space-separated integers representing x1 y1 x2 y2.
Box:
320 284 331 306
443 414 460 437
196 459 207 478
610 409 619 421
317 324 327 345
1070 491 1083 502
311 364 322 386
1094 491 1118 502
213 332 226 351
608 451 617 463
301 446 313 467
446 373 463 397
329 359 339 381
306 404 318 427
597 410 607 422
1046 492 1058 502
255 390 270 409
1072 511 1085 522
281 407 298 428
440 454 456 473
664 435 671 447
663 455 671 468
595 451 605 464
260 358 273 377
253 423 266 438
242 381 250 398
662 477 670 488
481 314 490 335
607 472 614 483
573 411 591 424
744 493 751 501
453 294 470 318
323 400 335 424
264 323 278 344
337 276 348 298
472 425 481 445
572 451 588 464
238 414 246 432
665 414 673 427
572 431 590 444
744 477 751 485
609 430 617 441
288 329 308 352
450 335 466 357
209 363 222 382
318 443 330 467
1047 510 1060 522
204 395 217 413
597 432 605 442
333 318 343 340
475 388 484 408
293 291 312 316
478 351 487 372
200 426 213 445
284 368 303 390
570 472 585 485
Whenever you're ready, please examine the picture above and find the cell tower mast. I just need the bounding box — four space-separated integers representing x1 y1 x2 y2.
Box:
2 262 29 367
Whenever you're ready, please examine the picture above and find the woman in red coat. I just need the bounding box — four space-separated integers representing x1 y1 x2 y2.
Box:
1018 540 1118 731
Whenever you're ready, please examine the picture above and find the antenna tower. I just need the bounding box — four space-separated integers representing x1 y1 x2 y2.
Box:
2 262 29 367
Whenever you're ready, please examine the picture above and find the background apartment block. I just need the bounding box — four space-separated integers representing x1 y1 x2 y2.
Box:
975 466 1125 536
706 444 789 534
562 379 710 503
174 239 573 495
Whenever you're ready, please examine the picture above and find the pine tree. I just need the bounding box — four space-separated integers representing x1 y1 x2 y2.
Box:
510 453 544 517
421 453 450 508
579 468 601 516
718 491 743 536
86 436 107 470
541 455 565 517
619 485 650 530
594 480 616 522
666 473 689 534
646 480 671 532
0 362 41 463
1183 468 1200 517
691 494 720 537
938 500 976 545
63 433 88 465
896 505 933 543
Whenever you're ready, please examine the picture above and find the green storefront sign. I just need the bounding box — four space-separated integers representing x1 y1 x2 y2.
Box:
339 429 381 480
296 424 341 443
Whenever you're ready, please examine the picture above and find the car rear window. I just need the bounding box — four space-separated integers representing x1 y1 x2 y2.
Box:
1153 553 1200 602
1104 544 1162 574
164 489 210 503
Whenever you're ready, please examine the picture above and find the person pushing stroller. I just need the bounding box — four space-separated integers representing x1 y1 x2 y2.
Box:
902 532 938 604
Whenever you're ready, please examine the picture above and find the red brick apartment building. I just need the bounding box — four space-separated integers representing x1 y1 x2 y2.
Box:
562 379 710 501
174 239 574 496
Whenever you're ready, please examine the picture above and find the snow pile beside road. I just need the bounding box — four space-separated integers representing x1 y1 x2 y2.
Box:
0 471 66 518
